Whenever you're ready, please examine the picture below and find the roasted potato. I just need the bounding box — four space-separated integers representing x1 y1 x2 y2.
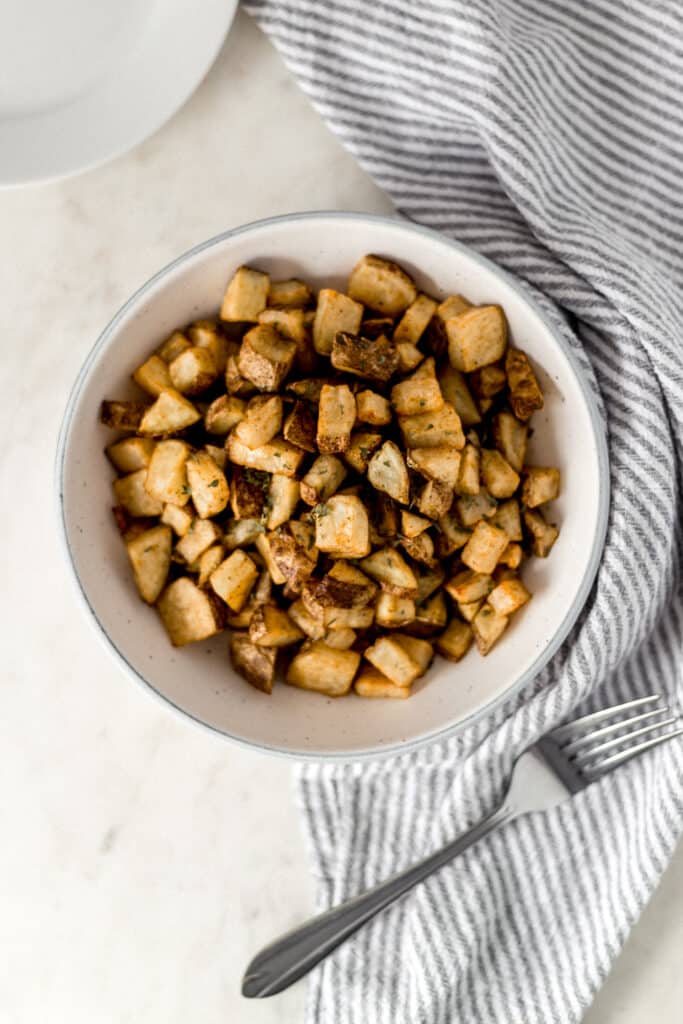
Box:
313 289 363 355
233 395 283 449
157 578 225 646
522 467 561 508
331 331 399 382
144 440 191 506
138 389 200 436
133 354 172 397
367 440 410 505
238 325 297 392
313 494 370 558
221 266 269 322
506 348 544 420
267 278 313 308
169 346 217 395
316 384 356 454
106 436 156 474
126 525 172 604
205 394 246 434
394 293 437 345
186 451 230 518
347 254 417 315
286 642 361 696
230 633 276 693
300 455 347 506
356 389 392 425
447 305 507 373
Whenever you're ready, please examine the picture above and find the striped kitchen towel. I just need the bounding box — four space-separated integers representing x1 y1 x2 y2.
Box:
243 1 683 1021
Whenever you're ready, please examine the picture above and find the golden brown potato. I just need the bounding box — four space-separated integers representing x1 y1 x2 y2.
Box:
393 293 437 345
313 289 363 355
375 592 416 628
436 618 473 662
317 383 356 454
249 604 305 647
493 411 528 473
498 542 523 569
229 633 277 693
174 518 222 564
223 518 265 550
286 377 329 404
400 510 431 538
347 254 417 315
447 305 507 373
196 545 226 588
161 501 193 537
391 358 444 417
343 432 383 475
356 389 392 426
488 577 531 616
225 354 256 397
125 525 172 604
226 433 304 477
100 400 148 431
360 547 417 596
395 340 425 373
331 330 399 383
286 642 361 696
394 634 434 675
267 278 313 308
407 446 461 489
233 395 283 449
204 394 246 435
132 354 172 397
157 577 226 647
209 549 259 612
472 603 508 654
238 324 297 392
113 469 164 517
481 449 521 499
490 498 523 541
367 440 410 505
417 479 453 520
506 348 544 421
188 320 229 374
400 530 436 567
300 455 347 506
522 467 561 507
456 490 498 527
283 401 317 452
106 437 156 474
265 474 301 530
470 363 507 398
186 451 230 519
288 599 327 641
169 346 217 395
406 590 448 637
138 389 200 436
445 569 494 604
328 560 378 599
523 507 559 557
461 521 510 574
221 266 270 322
230 466 269 520
435 513 471 557
157 331 190 364
414 566 446 605
313 494 370 558
399 402 465 450
144 440 191 507
354 666 411 699
364 635 421 686
268 523 317 593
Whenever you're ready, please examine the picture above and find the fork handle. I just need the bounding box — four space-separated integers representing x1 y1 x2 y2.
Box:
242 801 514 998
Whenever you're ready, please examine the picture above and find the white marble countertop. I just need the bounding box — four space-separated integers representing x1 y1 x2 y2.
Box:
1 10 680 1022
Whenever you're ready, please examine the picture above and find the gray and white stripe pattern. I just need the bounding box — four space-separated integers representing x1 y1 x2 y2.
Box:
243 1 683 1020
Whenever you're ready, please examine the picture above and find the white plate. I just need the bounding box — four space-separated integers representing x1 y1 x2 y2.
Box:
0 0 237 187
56 212 609 761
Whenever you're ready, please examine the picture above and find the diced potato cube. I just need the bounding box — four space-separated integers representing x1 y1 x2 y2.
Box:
300 455 347 505
456 490 498 527
230 466 268 520
100 400 148 431
488 578 531 616
113 469 163 517
499 542 523 568
144 439 191 506
399 402 465 449
409 591 448 636
395 341 425 373
169 346 217 395
313 495 370 558
196 545 225 588
506 348 544 421
470 363 507 398
401 531 435 567
375 592 416 627
249 604 304 647
138 388 200 436
447 305 507 372
456 443 480 496
226 434 304 476
472 603 508 654
481 449 520 499
359 316 394 338
254 533 286 585
313 289 363 355
360 547 417 596
188 320 228 374
364 635 421 686
401 510 431 538
157 578 225 647
407 446 461 489
229 633 276 693
233 395 283 449
258 306 307 344
157 330 190 363
436 619 473 661
461 521 510 574
438 364 481 426
331 332 399 382
323 627 357 650
445 569 494 604
286 642 361 696
238 325 297 391
210 550 259 612
161 502 193 537
323 606 374 629
393 634 434 675
175 519 222 564
367 440 410 505
356 390 392 425
225 354 256 396
283 401 317 452
523 508 559 557
347 254 417 315
394 293 437 345
221 266 269 322
435 513 471 556
289 599 326 640
205 394 246 434
317 384 356 454
186 451 230 518
493 411 528 473
133 354 172 397
286 378 328 404
268 524 317 592
106 437 156 474
223 518 265 550
457 599 483 623
522 467 561 508
354 666 411 699
266 475 301 530
267 278 313 308
491 498 523 541
391 359 444 416
125 525 172 604
343 432 383 474
417 479 453 520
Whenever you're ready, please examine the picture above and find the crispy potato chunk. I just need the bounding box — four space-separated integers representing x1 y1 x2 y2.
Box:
523 507 559 557
506 348 544 421
106 437 156 474
157 578 225 646
286 642 361 696
221 266 269 322
230 466 268 520
360 547 417 596
138 388 200 436
113 469 163 517
461 521 510 574
188 320 228 374
313 289 363 356
481 449 521 499
238 325 297 392
205 395 246 435
447 305 507 372
490 498 523 541
209 549 259 612
249 605 305 647
356 389 392 425
174 518 222 564
399 402 464 450
266 475 301 530
394 634 434 675
375 592 416 628
196 545 225 588
455 443 480 496
436 619 473 662
223 518 265 550
267 278 313 308
401 510 431 538
408 591 448 636
456 490 498 527
144 439 191 506
522 467 561 507
470 363 507 398
391 358 444 416
354 666 411 699
472 603 508 654
169 346 217 395
225 354 256 397
407 446 461 490
258 306 307 344
492 411 528 473
499 542 523 568
226 434 304 477
314 495 370 558
417 479 453 520
364 635 421 686
254 533 286 585
331 331 399 382
435 513 471 557
317 384 356 454
288 599 326 641
126 525 172 604
286 378 329 404
343 432 383 475
415 566 446 605
230 633 277 693
186 451 230 519
488 578 531 616
445 569 494 604
394 293 437 345
401 531 436 567
161 501 193 537
233 395 283 449
438 364 481 427
100 400 147 431
157 331 190 363
283 401 317 452
347 254 417 315
367 440 410 505
395 341 424 373
268 524 317 593
133 354 172 397
300 455 347 506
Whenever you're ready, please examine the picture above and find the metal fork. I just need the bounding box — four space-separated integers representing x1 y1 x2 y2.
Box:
242 695 682 998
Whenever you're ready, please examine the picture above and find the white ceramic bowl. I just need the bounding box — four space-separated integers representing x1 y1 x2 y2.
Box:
57 212 609 760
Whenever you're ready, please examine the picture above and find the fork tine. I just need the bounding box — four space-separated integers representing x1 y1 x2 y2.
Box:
551 695 661 744
583 725 683 778
561 706 670 754
573 717 677 766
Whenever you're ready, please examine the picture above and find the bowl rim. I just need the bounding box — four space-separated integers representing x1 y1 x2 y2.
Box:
55 210 610 762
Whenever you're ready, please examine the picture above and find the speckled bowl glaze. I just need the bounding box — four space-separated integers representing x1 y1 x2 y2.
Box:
56 212 609 760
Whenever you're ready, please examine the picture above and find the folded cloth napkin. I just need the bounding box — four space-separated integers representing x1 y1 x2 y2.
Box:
244 1 683 1020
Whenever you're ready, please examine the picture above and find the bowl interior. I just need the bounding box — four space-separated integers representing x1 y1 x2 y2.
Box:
59 213 607 759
